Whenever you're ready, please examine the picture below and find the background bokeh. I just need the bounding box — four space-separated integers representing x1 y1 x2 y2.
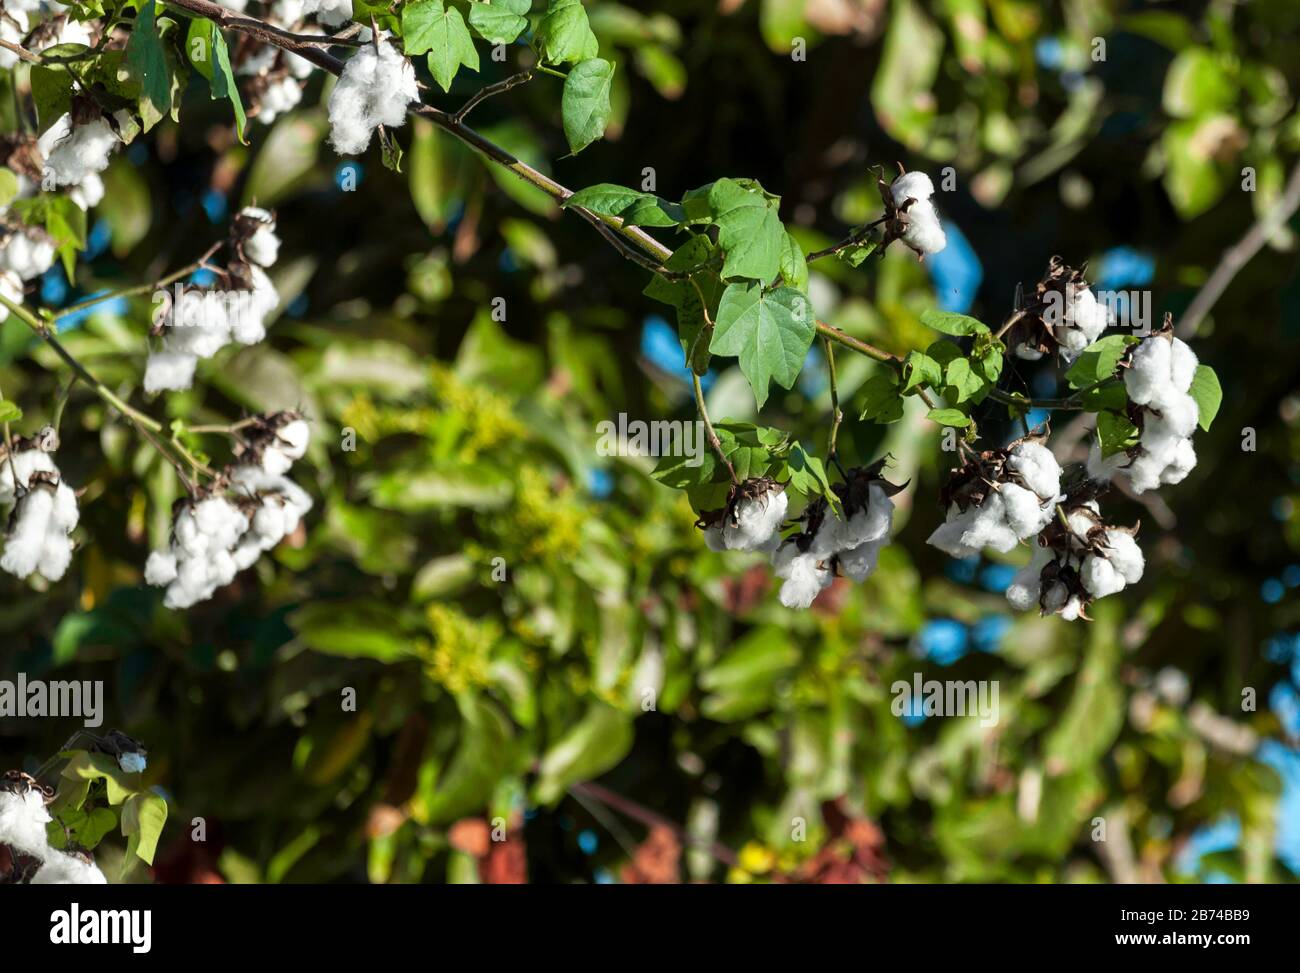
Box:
3 0 1300 883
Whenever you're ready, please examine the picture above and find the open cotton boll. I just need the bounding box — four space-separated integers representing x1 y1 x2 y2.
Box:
31 851 108 885
306 0 352 26
328 42 419 155
274 419 310 461
927 505 980 559
839 537 885 583
1125 452 1165 494
840 484 894 549
0 787 52 859
38 114 118 188
1102 530 1144 584
118 751 146 774
143 350 198 393
272 0 308 25
958 493 1019 553
50 481 78 533
1000 482 1052 538
1148 392 1199 438
1 486 55 579
1059 595 1084 622
773 543 832 609
239 207 281 267
194 497 250 551
238 44 279 77
1062 287 1112 347
257 77 303 125
1169 337 1198 393
69 171 105 210
891 171 946 255
1124 336 1173 406
1081 554 1125 599
724 489 787 552
0 447 56 505
37 528 73 581
1006 441 1061 500
0 228 57 280
1160 437 1197 485
1006 547 1054 611
144 549 178 586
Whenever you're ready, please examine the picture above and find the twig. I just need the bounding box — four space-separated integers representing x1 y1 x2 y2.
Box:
1178 156 1300 338
452 69 533 125
694 372 737 485
822 336 845 475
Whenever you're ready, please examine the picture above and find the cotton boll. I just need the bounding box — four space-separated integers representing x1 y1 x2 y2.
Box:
36 529 73 581
239 207 281 267
1056 325 1090 361
0 787 52 859
257 77 303 126
1005 554 1046 611
1081 554 1125 599
275 418 310 461
1125 452 1165 494
724 488 787 552
328 42 419 155
1160 437 1197 485
1149 392 1199 439
775 547 831 610
839 537 884 582
1169 337 1198 393
272 0 308 23
49 481 80 532
1013 343 1045 361
144 350 198 393
1124 336 1173 406
1102 530 1145 585
1006 441 1061 500
959 494 1019 554
69 171 105 210
194 497 249 550
1059 595 1084 621
118 751 146 774
237 44 279 77
311 0 352 26
39 115 118 188
0 228 57 280
1 486 55 578
1041 581 1068 615
31 851 108 885
1066 287 1112 345
144 549 178 586
840 485 894 549
0 447 56 505
1000 483 1051 538
927 505 980 559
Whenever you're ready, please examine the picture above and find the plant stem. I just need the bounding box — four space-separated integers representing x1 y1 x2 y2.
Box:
693 372 737 486
822 336 844 475
53 243 222 321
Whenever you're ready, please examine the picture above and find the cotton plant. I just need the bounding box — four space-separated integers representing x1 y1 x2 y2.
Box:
144 207 281 393
1003 257 1115 362
144 411 313 609
36 104 121 189
1088 328 1201 493
1 738 163 885
927 437 1063 559
0 225 56 280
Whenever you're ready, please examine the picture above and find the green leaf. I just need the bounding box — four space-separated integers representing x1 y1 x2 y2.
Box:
1188 364 1222 431
0 400 22 423
121 790 168 866
920 309 990 337
61 751 135 806
186 19 247 144
944 356 986 403
1065 335 1138 389
125 0 173 132
565 183 683 226
927 408 971 428
379 127 404 173
29 66 75 136
779 231 808 292
534 702 633 804
1096 411 1139 457
858 371 904 423
780 442 833 501
420 696 514 823
710 282 816 409
405 0 481 92
836 238 879 268
467 0 532 44
901 350 942 394
1162 47 1236 119
0 169 17 209
708 178 784 282
537 0 599 65
289 602 414 661
560 57 615 154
